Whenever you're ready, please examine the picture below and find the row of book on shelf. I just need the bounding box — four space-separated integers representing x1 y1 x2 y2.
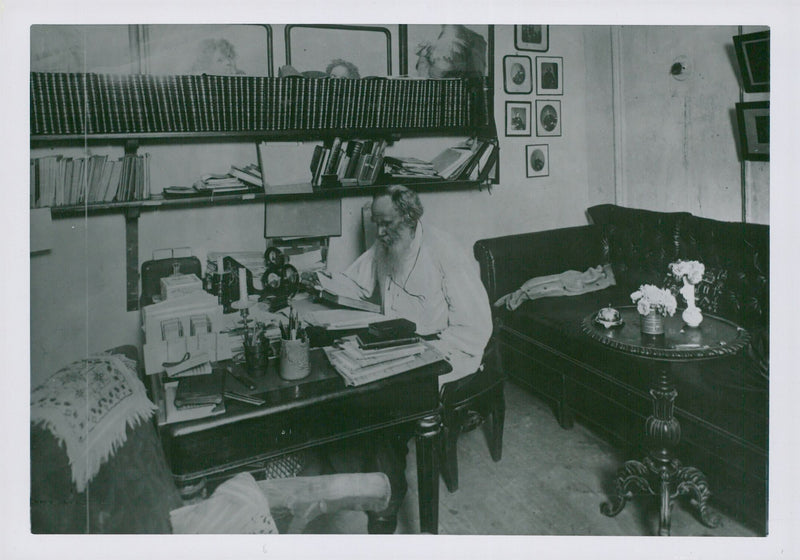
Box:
30 72 474 136
30 153 150 208
306 136 498 189
30 136 498 208
309 138 388 188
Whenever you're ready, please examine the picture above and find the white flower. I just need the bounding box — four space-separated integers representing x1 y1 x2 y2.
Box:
630 284 677 317
669 260 705 285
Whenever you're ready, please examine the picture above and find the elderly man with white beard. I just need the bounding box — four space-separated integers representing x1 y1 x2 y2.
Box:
316 184 493 533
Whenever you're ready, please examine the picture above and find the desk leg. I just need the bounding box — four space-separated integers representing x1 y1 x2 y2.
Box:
415 411 442 534
601 363 719 535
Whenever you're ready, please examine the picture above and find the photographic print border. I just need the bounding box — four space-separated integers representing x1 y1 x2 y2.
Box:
515 25 549 52
536 56 563 95
535 99 561 137
505 101 531 136
735 101 769 161
503 54 532 94
526 144 549 177
733 30 769 93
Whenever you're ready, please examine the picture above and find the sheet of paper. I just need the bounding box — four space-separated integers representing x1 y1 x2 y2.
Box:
303 309 386 330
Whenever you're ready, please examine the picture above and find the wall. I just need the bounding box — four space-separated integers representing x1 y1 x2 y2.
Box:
613 25 769 224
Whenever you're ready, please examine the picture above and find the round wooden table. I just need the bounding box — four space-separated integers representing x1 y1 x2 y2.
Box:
581 306 750 536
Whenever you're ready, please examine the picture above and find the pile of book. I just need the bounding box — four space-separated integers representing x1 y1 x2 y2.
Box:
31 72 475 136
311 138 387 188
382 138 498 182
324 335 443 387
30 153 150 208
193 173 251 194
228 164 263 188
323 318 444 386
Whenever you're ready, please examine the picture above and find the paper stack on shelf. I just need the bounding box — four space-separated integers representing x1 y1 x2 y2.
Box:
193 173 251 194
323 336 444 387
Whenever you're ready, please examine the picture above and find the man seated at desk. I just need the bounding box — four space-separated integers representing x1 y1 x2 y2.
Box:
317 184 493 532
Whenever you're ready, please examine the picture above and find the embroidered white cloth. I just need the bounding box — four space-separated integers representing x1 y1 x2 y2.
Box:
494 264 617 311
30 353 157 493
170 472 279 534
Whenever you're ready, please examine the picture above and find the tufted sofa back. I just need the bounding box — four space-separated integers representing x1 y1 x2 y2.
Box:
588 204 769 331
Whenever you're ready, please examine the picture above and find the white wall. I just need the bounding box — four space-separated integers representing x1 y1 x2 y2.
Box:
613 25 769 224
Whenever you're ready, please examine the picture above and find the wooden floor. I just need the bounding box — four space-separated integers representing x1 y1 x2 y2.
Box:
304 380 761 536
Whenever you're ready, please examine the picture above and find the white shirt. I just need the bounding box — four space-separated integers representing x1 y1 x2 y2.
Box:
330 221 493 387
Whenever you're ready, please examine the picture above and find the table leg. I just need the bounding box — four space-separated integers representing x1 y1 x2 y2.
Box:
601 363 718 535
415 411 442 534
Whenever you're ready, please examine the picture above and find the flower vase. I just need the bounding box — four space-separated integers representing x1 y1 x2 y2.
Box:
640 311 665 335
679 278 703 328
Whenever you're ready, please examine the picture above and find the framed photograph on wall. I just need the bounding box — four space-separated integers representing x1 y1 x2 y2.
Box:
515 25 549 52
535 99 561 137
733 30 769 93
402 24 494 79
503 55 532 94
526 144 549 177
506 101 531 136
735 101 769 161
286 24 392 77
536 56 563 95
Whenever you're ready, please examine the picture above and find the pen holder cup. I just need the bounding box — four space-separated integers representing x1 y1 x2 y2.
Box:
279 338 311 381
243 336 270 374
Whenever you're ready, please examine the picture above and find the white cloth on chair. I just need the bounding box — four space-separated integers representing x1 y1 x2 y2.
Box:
170 472 279 534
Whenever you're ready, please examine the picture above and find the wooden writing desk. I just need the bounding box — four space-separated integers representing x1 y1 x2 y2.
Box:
151 347 451 534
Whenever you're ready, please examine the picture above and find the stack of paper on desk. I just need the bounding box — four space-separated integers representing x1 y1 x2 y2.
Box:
323 336 444 387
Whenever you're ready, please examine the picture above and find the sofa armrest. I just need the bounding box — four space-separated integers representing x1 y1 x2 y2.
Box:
474 225 605 304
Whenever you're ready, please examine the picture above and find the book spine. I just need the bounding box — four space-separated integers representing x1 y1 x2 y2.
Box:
43 73 56 134
31 73 43 135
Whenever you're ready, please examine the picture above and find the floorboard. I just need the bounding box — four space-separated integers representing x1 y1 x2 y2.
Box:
303 381 760 536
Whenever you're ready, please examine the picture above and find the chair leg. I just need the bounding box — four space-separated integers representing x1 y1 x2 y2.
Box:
440 424 460 493
488 387 505 463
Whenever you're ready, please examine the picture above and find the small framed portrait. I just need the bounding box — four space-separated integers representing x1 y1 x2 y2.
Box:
733 30 769 93
526 144 549 178
735 101 769 161
535 99 561 137
503 55 532 94
515 25 549 52
505 101 531 136
536 56 563 95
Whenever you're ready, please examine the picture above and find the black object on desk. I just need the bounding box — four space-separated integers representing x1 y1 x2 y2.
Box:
582 306 750 536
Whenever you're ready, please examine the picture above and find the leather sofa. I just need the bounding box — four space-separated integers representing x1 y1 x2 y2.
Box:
474 204 769 534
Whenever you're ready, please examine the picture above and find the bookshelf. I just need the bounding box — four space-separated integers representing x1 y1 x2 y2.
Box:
30 72 497 310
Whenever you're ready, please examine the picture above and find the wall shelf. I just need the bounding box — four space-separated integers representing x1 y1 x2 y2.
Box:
47 179 488 218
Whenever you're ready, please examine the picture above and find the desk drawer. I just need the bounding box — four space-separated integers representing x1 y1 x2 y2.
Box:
160 369 440 480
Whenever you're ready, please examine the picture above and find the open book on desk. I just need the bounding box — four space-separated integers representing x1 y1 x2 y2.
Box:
315 271 381 314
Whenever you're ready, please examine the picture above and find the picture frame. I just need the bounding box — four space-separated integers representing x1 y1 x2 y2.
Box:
735 101 769 161
402 24 494 79
285 24 392 77
535 99 561 137
515 25 549 52
505 101 531 136
526 144 550 177
733 30 769 93
30 24 274 76
536 56 563 95
503 55 532 94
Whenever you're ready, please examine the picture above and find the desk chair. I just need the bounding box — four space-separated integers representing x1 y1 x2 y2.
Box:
439 337 506 493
